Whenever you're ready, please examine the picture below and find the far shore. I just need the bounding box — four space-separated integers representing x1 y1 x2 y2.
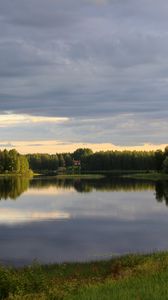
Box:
55 174 105 179
0 170 168 181
123 172 168 181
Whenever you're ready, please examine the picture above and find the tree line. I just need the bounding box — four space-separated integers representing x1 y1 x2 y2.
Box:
81 147 168 173
0 147 167 174
26 147 168 173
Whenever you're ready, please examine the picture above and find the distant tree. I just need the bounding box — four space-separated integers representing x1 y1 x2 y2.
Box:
58 154 65 167
73 148 93 160
51 154 59 170
64 154 73 167
163 157 168 174
154 150 164 172
0 150 5 173
8 149 20 173
164 146 168 157
3 149 10 171
19 155 29 174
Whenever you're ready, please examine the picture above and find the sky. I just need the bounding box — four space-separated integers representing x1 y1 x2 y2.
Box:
0 0 167 153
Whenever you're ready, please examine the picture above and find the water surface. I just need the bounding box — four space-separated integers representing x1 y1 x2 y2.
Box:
0 176 168 266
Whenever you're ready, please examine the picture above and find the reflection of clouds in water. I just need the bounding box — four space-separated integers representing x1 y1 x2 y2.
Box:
0 189 167 224
61 191 167 221
0 208 70 224
26 186 75 196
8 190 167 223
0 177 168 224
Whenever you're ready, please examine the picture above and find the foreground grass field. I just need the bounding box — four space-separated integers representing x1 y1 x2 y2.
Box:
1 252 168 299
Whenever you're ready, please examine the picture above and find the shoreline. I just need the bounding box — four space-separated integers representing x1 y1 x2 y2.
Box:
1 251 168 299
123 172 168 180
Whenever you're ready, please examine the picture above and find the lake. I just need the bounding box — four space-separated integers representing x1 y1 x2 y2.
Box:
0 176 168 266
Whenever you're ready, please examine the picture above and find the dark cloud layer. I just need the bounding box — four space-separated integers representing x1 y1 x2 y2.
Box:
0 0 167 145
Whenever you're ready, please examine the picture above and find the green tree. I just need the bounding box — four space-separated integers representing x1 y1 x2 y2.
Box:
154 150 164 172
19 155 29 174
164 146 168 157
58 154 65 167
64 154 73 167
0 149 30 174
8 149 20 173
73 148 93 160
163 157 168 174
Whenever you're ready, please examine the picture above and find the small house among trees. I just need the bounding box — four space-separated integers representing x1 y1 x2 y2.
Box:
73 160 81 167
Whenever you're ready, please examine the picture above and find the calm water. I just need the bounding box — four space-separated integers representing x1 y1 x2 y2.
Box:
0 176 168 266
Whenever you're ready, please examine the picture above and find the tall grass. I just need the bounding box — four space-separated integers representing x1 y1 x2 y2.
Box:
0 252 168 299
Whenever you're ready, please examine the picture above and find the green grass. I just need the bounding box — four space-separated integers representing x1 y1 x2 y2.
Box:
1 252 168 299
0 171 33 178
68 271 168 300
124 172 168 180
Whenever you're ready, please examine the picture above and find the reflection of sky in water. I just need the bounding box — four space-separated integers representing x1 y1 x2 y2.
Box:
0 186 166 224
0 178 168 266
0 186 75 224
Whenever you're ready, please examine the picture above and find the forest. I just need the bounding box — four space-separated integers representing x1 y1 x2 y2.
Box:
26 146 168 174
0 147 167 174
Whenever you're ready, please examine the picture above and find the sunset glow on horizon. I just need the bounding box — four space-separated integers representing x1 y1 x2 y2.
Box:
0 140 166 154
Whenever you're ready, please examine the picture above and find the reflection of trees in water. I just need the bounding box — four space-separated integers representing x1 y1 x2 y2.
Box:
30 178 93 193
0 177 29 200
30 178 74 190
155 181 168 205
30 177 154 193
1 176 168 206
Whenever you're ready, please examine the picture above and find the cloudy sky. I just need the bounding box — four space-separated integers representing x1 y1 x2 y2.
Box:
0 0 167 153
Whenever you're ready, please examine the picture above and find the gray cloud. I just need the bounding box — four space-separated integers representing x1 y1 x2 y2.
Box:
0 0 167 145
0 143 15 148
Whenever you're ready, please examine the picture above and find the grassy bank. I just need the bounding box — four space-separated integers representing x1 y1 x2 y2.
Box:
0 171 34 178
123 172 168 181
1 252 168 299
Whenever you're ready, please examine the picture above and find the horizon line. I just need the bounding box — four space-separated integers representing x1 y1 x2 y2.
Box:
0 141 167 154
